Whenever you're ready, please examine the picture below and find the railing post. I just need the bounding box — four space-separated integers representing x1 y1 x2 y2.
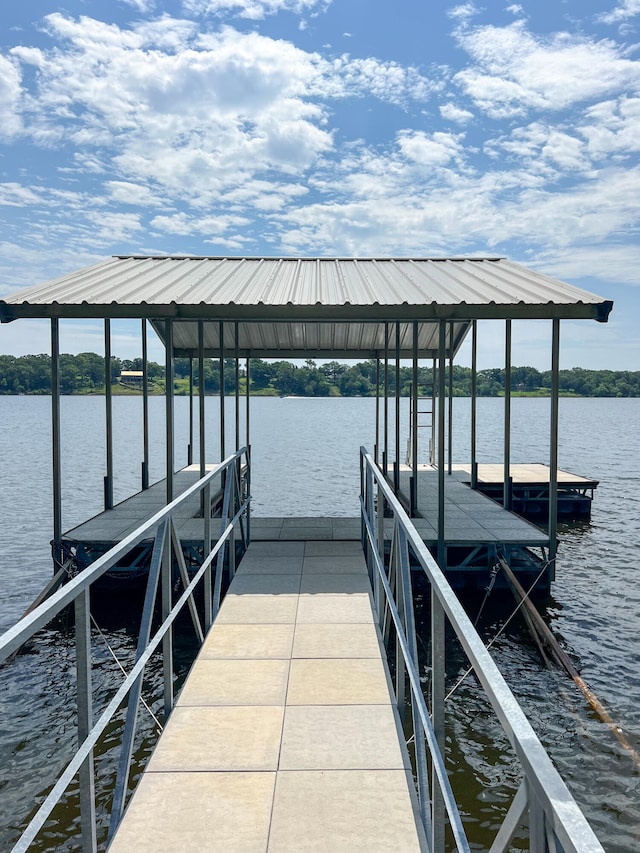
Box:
75 587 97 853
204 481 212 631
109 521 167 842
162 521 173 719
398 526 431 840
431 590 446 853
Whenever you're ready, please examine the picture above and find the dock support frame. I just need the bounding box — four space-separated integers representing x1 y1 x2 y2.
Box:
51 319 62 570
142 319 150 490
504 319 512 510
549 319 560 573
104 319 114 510
165 319 174 504
470 319 478 489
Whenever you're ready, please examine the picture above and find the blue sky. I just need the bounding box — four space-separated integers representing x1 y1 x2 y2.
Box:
0 0 639 369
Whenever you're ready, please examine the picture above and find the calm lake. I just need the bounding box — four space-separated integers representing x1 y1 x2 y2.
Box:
0 395 639 851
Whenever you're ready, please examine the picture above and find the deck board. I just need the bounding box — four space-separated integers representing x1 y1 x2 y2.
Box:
109 538 427 852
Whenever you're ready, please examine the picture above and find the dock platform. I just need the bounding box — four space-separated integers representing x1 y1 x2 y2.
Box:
61 464 551 590
449 463 598 519
109 539 427 852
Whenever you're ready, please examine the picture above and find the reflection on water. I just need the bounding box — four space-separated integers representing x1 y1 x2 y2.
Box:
0 396 639 850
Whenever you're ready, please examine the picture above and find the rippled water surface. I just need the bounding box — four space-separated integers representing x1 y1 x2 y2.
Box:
0 395 639 850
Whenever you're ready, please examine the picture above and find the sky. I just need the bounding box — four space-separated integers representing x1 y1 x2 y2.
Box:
0 0 639 369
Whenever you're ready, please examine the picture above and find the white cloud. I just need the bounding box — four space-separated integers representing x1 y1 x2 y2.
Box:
84 211 143 242
447 3 482 22
579 96 640 159
397 130 466 167
0 55 22 139
453 22 640 116
598 0 640 24
7 13 437 218
439 102 474 123
0 183 41 207
120 0 157 12
182 0 331 20
150 211 249 235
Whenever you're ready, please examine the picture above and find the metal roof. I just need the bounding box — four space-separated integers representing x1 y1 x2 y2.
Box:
0 255 612 358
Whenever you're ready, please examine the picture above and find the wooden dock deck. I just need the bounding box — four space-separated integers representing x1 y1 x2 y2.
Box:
109 539 427 852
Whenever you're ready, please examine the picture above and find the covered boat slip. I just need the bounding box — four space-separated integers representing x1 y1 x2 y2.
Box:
0 254 613 580
0 255 613 851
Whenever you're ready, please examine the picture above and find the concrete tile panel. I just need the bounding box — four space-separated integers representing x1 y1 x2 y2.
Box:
287 659 391 705
177 659 290 706
228 574 302 595
304 540 363 557
200 623 295 659
268 770 424 852
248 541 306 557
216 594 299 624
147 706 284 772
109 771 275 853
302 556 367 575
300 574 372 594
292 623 381 659
236 555 304 575
279 704 408 770
296 594 374 624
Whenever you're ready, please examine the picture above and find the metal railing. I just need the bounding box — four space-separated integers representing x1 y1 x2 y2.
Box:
0 447 250 853
359 446 604 853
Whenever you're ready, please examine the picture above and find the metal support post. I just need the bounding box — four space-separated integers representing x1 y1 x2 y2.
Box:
245 356 251 452
549 319 560 574
471 320 478 490
448 321 453 475
51 319 62 570
165 319 174 504
219 322 225 460
394 322 400 494
142 319 150 490
235 323 240 452
104 319 113 510
75 587 97 853
411 322 419 516
375 356 380 466
198 321 206 479
383 323 389 476
504 319 512 510
437 322 446 569
431 359 436 465
188 357 194 466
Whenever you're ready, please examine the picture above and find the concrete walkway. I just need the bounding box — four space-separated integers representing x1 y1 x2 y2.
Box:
109 539 427 852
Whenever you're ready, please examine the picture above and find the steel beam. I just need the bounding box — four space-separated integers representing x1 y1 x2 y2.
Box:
165 319 174 504
104 319 113 510
51 319 62 570
504 319 512 510
549 319 560 572
471 319 478 489
219 322 225 461
142 319 150 490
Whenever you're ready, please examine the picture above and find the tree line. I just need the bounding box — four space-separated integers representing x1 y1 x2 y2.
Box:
0 352 638 397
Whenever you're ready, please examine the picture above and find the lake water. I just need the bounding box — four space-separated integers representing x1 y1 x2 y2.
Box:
0 395 639 850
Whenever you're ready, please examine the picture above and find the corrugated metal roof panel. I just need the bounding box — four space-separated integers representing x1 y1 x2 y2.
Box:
1 255 613 356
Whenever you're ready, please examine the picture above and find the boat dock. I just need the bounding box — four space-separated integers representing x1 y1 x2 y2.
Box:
61 463 551 592
0 255 614 851
108 538 427 852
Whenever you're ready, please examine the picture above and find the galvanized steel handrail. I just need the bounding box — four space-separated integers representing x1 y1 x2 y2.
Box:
0 448 251 852
359 446 604 853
